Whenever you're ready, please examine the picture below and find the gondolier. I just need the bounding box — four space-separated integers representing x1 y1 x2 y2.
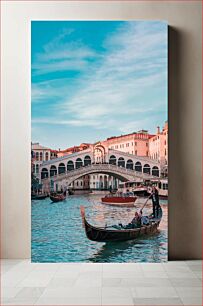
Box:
149 186 160 218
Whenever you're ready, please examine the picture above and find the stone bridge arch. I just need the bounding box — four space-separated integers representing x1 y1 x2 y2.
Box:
41 163 159 192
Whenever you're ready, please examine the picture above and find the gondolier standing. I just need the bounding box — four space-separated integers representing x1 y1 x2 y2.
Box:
149 186 160 218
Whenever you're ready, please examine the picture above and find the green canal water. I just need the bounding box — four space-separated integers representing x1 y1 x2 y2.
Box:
31 194 168 262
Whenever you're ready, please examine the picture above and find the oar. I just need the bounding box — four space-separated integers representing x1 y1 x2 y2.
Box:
140 195 151 211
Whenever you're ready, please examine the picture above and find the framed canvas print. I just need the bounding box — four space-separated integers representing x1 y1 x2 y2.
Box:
31 20 168 263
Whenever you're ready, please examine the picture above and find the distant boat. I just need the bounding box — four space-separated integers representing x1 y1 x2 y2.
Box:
101 194 137 207
80 206 162 243
133 186 150 197
118 180 168 200
32 194 48 200
68 189 74 195
50 191 66 203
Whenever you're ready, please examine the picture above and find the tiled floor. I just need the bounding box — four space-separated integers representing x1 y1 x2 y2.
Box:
1 260 202 305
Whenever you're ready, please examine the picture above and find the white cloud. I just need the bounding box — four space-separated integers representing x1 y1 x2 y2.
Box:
32 28 98 76
32 21 167 134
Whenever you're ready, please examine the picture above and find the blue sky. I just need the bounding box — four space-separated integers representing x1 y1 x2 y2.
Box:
31 21 167 150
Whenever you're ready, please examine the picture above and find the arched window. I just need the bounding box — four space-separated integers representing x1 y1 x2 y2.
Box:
33 164 35 173
76 158 83 169
118 157 125 168
41 168 48 179
36 152 39 161
58 163 65 174
109 155 116 165
40 152 43 161
67 160 74 171
36 164 39 174
84 156 91 166
152 166 159 177
45 152 49 161
50 165 57 177
135 161 142 172
143 164 151 174
126 159 133 170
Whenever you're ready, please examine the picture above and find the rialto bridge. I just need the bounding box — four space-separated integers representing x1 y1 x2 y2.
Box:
39 145 161 191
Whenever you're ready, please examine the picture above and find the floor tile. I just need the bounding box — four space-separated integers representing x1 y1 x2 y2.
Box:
133 297 183 305
170 277 202 287
2 287 23 299
75 277 102 287
2 264 36 287
186 260 202 265
1 265 16 274
41 286 101 298
47 277 77 288
124 277 172 287
143 271 168 278
102 286 132 298
194 271 202 279
132 286 178 298
175 287 202 298
35 297 101 305
31 263 60 272
80 263 103 272
2 296 39 305
15 287 45 298
163 265 192 273
17 271 56 287
103 270 144 279
180 296 202 305
102 277 123 287
140 263 165 272
166 271 197 279
103 263 142 273
188 264 202 272
102 297 134 305
1 259 202 306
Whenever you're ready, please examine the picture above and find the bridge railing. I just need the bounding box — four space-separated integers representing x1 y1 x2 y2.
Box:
108 149 160 165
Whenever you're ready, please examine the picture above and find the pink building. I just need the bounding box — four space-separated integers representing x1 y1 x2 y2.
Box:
149 121 168 166
101 130 154 157
31 143 58 177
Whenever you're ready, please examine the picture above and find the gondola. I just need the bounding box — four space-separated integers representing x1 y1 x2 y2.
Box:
32 194 47 200
50 191 66 203
80 206 162 242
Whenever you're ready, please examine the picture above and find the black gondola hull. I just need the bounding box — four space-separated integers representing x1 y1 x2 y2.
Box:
81 206 162 242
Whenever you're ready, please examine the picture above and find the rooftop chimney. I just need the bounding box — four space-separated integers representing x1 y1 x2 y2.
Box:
157 126 160 134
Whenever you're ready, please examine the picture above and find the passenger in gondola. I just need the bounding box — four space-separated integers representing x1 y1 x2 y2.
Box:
116 210 142 230
129 210 142 228
149 186 160 218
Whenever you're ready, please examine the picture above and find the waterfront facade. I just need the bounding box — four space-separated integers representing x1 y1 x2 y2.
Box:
32 143 90 192
47 126 167 191
32 123 168 193
102 130 153 157
31 143 54 177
